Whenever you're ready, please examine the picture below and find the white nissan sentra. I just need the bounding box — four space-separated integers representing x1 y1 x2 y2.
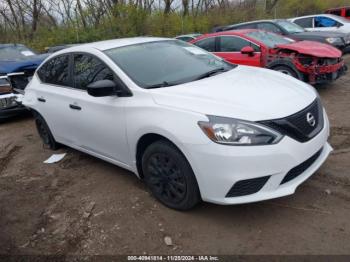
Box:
23 38 332 210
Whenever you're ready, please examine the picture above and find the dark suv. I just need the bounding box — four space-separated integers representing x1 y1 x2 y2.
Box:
214 19 350 53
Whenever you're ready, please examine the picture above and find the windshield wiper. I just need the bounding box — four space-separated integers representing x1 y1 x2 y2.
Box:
145 81 178 89
194 67 228 81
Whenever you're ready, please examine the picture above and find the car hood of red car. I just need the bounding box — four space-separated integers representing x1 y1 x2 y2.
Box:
276 40 342 58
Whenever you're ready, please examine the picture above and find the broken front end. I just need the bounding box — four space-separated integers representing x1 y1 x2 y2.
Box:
296 55 347 85
0 71 32 120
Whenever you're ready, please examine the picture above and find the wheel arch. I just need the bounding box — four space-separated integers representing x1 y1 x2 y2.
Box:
267 58 303 80
135 133 181 179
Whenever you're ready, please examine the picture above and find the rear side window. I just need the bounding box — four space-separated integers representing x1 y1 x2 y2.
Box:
219 36 260 52
193 38 216 52
314 16 338 27
257 23 282 34
235 23 258 29
37 55 70 86
73 54 114 90
294 17 313 28
176 36 193 42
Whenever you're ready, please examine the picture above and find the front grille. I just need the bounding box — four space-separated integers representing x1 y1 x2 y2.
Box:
281 147 323 185
226 176 270 197
260 98 324 143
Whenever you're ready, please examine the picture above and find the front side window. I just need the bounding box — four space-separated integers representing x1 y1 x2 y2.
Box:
74 54 114 90
257 23 282 34
37 55 70 86
314 16 339 27
193 38 216 52
245 31 295 48
219 36 260 52
104 40 234 88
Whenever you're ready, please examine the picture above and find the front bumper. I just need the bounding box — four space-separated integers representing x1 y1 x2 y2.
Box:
184 111 331 205
0 94 27 120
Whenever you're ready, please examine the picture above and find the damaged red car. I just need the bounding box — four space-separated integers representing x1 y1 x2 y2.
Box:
190 29 347 84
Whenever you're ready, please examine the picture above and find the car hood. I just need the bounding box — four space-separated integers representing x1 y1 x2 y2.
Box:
150 66 317 121
0 54 49 74
294 30 346 38
276 40 342 58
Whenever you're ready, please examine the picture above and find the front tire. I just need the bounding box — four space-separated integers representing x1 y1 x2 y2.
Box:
142 140 201 210
273 65 299 79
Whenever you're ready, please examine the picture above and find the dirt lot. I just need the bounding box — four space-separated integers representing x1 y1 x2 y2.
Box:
1 56 350 257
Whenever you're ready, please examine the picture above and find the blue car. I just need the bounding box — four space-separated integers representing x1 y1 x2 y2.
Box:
0 44 49 120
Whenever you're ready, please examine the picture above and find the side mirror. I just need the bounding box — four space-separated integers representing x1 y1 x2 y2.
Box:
87 79 117 97
241 46 255 56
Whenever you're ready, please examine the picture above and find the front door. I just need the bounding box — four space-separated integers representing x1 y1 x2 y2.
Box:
214 36 262 67
69 53 130 165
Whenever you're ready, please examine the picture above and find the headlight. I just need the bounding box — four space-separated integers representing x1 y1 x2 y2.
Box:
325 37 343 44
198 116 283 146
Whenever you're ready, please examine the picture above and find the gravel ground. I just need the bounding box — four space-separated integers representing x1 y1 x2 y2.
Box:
0 56 350 256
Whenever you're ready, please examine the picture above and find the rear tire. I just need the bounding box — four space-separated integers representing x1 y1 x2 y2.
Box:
34 113 59 150
142 140 201 210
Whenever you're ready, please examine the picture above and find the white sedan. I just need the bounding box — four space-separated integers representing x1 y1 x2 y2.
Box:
290 14 350 34
23 37 332 210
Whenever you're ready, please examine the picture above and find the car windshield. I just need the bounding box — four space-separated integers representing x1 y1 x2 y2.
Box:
104 40 234 88
246 31 295 48
0 45 37 61
275 20 305 33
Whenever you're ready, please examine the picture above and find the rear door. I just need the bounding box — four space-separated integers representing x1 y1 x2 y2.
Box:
35 54 79 145
215 35 261 67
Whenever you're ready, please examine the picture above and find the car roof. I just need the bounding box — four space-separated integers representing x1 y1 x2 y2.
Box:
58 37 169 53
193 29 260 40
175 34 202 38
291 14 342 20
226 20 273 28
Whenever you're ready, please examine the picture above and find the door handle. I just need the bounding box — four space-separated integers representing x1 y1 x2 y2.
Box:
69 104 82 110
37 97 46 103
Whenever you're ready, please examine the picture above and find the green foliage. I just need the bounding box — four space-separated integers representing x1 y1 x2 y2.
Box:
3 0 350 52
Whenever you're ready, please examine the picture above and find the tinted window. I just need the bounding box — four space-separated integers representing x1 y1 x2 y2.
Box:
294 17 313 28
176 36 193 42
219 36 260 52
235 23 258 29
193 38 216 52
37 55 70 86
257 23 282 33
74 54 114 90
330 10 342 16
314 16 339 27
346 9 350 17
